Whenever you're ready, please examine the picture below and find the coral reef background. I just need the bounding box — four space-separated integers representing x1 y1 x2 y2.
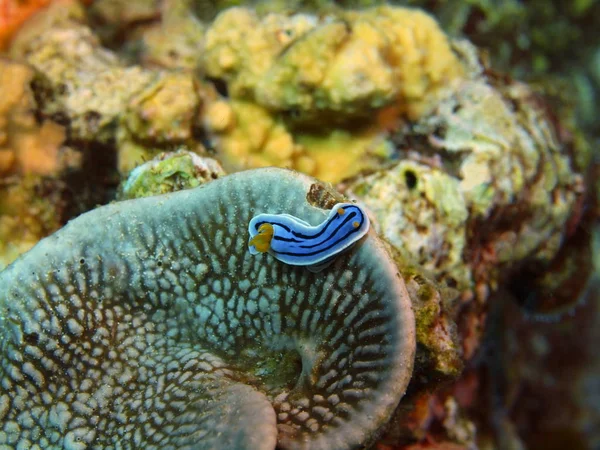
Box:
0 0 598 449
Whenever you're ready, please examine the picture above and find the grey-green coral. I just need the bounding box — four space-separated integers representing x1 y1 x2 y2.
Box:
0 168 415 449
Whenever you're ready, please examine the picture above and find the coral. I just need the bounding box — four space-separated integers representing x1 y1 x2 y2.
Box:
202 8 318 100
393 71 583 290
0 168 416 449
0 2 595 448
402 268 463 383
123 73 200 144
204 99 392 182
200 5 465 182
203 6 465 122
10 1 206 173
5 3 465 184
118 150 225 200
0 59 66 177
10 4 153 143
343 160 467 382
341 50 587 393
87 0 161 46
348 160 471 290
204 100 299 171
415 78 578 222
138 0 206 69
294 128 393 183
0 0 52 50
0 176 67 270
118 71 205 171
0 58 74 269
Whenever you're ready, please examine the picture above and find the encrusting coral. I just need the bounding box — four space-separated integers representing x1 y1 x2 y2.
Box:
0 168 416 449
412 76 582 287
5 3 467 184
348 160 471 291
200 5 465 182
345 46 584 296
9 1 206 174
339 44 587 392
203 6 464 122
0 58 76 271
117 150 225 200
203 99 393 181
203 100 300 172
0 59 65 177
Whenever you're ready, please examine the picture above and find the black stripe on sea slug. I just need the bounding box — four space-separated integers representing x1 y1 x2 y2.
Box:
272 225 364 258
272 210 359 245
255 205 364 243
273 209 364 247
289 207 362 240
296 212 362 249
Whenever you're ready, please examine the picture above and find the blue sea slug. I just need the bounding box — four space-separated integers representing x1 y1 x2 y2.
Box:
248 203 370 270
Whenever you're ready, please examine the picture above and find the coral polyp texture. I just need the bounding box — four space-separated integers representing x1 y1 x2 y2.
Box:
0 168 416 449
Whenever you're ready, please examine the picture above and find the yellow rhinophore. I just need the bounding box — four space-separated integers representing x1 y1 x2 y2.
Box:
248 223 274 252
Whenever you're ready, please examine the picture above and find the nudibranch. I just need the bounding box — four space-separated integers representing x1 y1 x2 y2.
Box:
248 203 370 270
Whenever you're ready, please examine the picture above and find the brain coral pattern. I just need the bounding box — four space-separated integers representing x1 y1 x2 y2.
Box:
0 168 415 449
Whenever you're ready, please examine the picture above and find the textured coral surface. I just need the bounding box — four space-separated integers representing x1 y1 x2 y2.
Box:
0 168 415 449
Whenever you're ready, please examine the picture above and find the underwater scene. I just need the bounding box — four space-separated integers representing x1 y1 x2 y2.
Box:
0 0 598 449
